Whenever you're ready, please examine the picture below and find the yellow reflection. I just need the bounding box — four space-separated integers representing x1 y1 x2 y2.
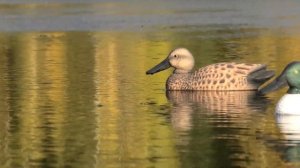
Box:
93 34 121 166
237 30 300 67
12 32 40 164
31 32 67 163
93 32 179 168
0 34 10 167
3 32 68 167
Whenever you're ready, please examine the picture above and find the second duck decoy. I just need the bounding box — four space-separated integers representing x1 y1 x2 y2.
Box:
259 61 300 115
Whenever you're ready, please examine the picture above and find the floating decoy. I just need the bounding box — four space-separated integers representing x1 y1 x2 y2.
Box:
146 48 274 91
259 61 300 115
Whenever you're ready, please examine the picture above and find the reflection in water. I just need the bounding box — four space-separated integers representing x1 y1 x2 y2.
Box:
166 91 283 167
275 115 300 163
276 115 300 142
167 91 268 132
0 28 299 167
0 1 300 165
0 29 299 167
1 32 98 168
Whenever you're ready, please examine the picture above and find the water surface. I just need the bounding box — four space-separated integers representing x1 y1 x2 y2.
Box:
0 1 300 168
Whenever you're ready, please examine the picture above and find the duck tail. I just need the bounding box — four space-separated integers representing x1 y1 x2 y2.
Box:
248 66 275 85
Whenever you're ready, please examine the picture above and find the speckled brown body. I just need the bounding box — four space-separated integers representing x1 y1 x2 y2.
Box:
166 62 264 90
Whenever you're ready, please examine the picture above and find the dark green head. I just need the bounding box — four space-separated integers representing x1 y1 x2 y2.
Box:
259 61 300 94
286 62 300 93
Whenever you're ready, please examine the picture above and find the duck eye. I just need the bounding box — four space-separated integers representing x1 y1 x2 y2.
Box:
174 55 177 58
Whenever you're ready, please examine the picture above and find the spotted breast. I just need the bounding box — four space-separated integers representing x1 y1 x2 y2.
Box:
166 62 270 90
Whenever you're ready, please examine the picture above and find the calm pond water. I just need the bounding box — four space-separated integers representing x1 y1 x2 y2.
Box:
0 0 300 168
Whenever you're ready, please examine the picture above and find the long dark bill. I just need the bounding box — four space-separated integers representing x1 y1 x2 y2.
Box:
146 58 171 75
258 72 287 94
258 61 300 94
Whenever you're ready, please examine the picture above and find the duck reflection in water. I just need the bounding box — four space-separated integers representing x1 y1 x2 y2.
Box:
165 90 270 166
260 62 300 163
166 91 269 133
275 115 300 163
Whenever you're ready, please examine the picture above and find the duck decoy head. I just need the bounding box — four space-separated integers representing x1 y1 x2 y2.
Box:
259 61 300 94
146 48 195 75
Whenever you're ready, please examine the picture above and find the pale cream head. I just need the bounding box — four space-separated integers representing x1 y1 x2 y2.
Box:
168 48 195 73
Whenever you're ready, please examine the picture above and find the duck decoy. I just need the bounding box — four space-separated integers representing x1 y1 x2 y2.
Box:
146 48 274 91
259 61 300 115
